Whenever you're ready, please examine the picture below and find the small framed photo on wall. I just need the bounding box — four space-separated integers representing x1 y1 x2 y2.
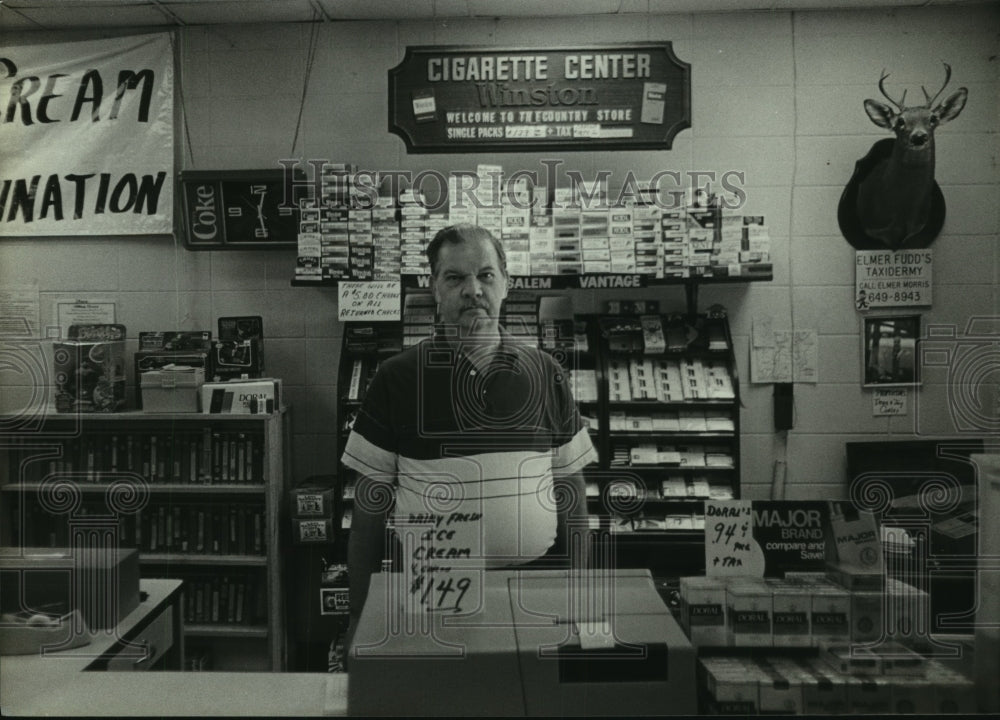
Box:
863 315 921 387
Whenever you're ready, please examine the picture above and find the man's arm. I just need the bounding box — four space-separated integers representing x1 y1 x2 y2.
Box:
346 474 392 650
554 471 589 570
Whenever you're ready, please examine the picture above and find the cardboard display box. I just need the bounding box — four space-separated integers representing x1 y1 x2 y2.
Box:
349 569 695 717
54 324 126 413
140 366 205 413
0 547 140 631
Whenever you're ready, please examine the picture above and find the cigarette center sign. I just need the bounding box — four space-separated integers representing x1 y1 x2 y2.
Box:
388 44 690 153
855 249 933 309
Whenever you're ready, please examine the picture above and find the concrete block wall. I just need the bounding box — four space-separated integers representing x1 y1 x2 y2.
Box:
1 4 997 498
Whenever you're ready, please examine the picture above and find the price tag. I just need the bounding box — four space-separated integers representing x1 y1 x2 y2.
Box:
704 500 764 577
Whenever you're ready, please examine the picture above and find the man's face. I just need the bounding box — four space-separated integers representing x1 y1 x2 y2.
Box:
431 236 508 337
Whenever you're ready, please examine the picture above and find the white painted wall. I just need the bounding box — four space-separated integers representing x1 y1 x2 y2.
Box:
2 4 997 498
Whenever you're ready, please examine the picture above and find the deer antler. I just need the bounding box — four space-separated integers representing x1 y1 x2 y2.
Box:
878 69 907 111
922 62 952 108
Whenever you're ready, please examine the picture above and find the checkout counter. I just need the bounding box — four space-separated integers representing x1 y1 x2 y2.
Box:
1 564 687 716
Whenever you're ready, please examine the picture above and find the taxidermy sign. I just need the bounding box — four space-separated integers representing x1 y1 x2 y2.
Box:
839 63 967 251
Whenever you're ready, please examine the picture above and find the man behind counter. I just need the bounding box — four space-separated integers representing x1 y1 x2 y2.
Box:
340 223 598 646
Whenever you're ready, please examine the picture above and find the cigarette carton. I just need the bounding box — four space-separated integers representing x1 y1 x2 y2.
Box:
679 576 727 646
700 657 758 714
847 675 892 715
755 657 803 715
769 579 812 648
799 657 850 715
811 583 851 646
727 580 772 647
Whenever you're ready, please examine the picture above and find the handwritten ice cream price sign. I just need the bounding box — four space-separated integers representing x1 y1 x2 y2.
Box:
389 44 690 152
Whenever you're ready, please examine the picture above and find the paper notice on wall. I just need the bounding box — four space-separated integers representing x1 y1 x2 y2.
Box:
792 330 818 383
0 286 40 338
873 388 907 416
337 281 401 322
54 298 116 339
752 328 818 384
751 331 792 383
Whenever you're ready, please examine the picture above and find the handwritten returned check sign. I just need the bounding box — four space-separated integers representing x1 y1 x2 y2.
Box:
337 281 401 322
704 500 765 577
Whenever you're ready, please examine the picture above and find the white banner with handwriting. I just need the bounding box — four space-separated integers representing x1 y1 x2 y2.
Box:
0 33 173 236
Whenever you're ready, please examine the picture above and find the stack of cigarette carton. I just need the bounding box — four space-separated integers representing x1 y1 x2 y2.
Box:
700 652 974 715
295 200 322 281
501 174 532 277
528 185 555 275
399 189 429 275
318 164 352 281
371 194 401 281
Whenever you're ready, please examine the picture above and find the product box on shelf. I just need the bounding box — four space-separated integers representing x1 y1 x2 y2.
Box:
319 564 350 617
292 518 335 543
53 324 126 413
291 485 336 517
201 378 281 415
214 316 264 380
140 366 205 413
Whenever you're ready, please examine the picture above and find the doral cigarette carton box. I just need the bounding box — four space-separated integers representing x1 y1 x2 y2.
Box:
847 675 892 715
891 659 975 714
201 378 281 415
54 324 126 413
140 366 205 413
924 659 977 713
755 657 803 715
811 583 851 646
727 579 772 647
679 576 727 646
822 644 881 676
873 639 926 676
799 657 849 715
700 656 759 714
768 578 812 648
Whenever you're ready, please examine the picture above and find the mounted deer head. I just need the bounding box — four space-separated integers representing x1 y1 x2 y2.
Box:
853 62 967 250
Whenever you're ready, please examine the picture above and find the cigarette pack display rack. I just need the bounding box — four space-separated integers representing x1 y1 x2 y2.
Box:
572 305 740 577
0 410 291 671
333 321 406 557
